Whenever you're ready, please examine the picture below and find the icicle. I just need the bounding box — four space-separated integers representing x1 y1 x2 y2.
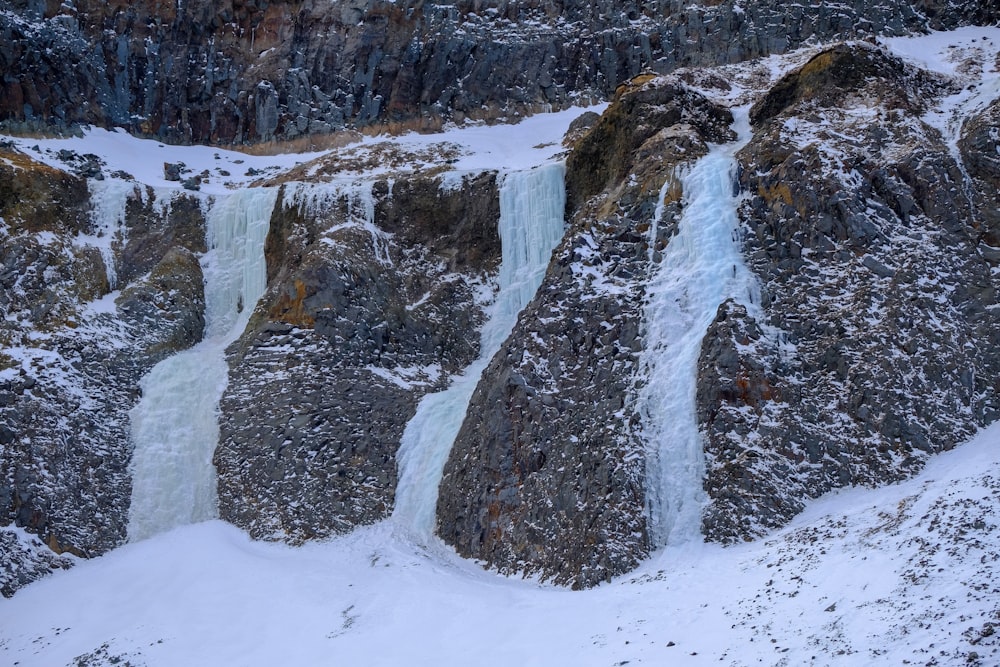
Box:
392 162 566 539
127 187 278 542
638 107 758 548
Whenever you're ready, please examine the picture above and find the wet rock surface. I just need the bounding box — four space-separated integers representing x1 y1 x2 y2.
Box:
697 43 1000 541
436 80 732 587
214 174 501 542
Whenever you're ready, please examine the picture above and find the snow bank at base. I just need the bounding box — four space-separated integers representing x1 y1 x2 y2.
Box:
3 422 998 666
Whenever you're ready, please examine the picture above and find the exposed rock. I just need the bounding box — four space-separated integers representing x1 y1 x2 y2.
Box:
748 43 937 126
436 78 729 587
0 150 211 595
958 98 1000 250
163 162 182 181
565 76 734 213
3 0 994 144
214 173 501 542
117 190 207 286
698 43 1000 541
116 246 206 362
0 526 74 598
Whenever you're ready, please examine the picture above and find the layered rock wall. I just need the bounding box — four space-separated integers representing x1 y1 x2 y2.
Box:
3 0 995 145
214 173 502 542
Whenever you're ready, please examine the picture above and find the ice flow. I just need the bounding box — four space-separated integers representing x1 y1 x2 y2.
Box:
393 162 566 539
127 188 277 542
638 109 757 548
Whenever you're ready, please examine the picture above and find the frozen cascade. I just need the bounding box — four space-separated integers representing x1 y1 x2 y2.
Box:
127 188 277 542
393 162 566 539
638 108 758 548
86 179 139 289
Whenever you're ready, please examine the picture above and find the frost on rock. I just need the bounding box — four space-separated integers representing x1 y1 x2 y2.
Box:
698 42 1000 542
214 172 503 543
0 148 210 594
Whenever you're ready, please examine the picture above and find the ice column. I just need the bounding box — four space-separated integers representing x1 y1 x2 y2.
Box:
87 178 138 289
393 162 566 539
638 108 758 547
127 188 277 542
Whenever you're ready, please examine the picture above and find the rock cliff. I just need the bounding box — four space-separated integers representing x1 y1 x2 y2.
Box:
2 0 999 598
215 173 502 541
2 0 995 144
436 79 735 587
698 43 1000 541
437 38 1000 584
0 150 209 594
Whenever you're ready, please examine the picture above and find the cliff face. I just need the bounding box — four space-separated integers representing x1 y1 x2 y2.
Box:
436 80 735 588
214 173 502 541
2 0 994 145
2 1 999 598
0 149 209 593
436 37 1000 583
697 44 1000 541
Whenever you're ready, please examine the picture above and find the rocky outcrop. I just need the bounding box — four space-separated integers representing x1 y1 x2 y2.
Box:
697 43 1000 541
436 79 734 587
0 149 210 595
214 173 501 542
959 97 1000 247
0 527 73 598
3 0 995 145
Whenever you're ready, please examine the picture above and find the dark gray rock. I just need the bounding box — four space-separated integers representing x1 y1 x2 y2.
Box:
2 0 995 144
958 97 1000 252
698 43 1000 542
0 149 210 595
214 173 502 542
163 162 182 181
0 527 74 598
436 79 730 588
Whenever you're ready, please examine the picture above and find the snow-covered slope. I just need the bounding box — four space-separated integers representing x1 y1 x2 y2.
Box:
1 421 998 666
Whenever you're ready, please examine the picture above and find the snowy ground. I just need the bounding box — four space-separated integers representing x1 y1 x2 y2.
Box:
3 105 602 195
1 422 998 666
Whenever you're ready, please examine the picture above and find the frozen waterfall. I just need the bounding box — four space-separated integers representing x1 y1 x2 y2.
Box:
127 188 277 542
638 108 758 547
393 162 566 539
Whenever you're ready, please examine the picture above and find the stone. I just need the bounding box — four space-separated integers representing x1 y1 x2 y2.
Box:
698 43 1000 542
0 148 212 595
436 78 727 588
2 1 994 144
163 162 182 181
214 172 502 543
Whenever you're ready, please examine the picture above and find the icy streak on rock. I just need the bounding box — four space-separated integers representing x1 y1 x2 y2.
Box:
86 178 137 289
638 107 758 547
286 179 391 264
127 187 277 542
393 162 566 539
